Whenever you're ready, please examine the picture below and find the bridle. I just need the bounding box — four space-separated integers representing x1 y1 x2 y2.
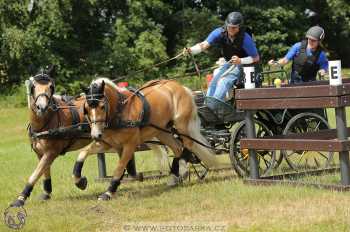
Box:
28 73 56 114
85 93 110 129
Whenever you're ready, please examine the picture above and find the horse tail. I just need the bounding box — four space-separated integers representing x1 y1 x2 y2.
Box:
184 88 220 168
147 143 170 173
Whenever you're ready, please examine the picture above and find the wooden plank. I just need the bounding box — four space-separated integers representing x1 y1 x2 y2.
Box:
270 129 338 140
262 128 350 140
240 138 350 151
236 96 346 109
261 167 340 180
235 82 350 100
244 178 350 191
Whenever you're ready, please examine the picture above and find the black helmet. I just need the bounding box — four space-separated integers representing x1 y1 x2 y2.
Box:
225 12 243 27
306 26 325 41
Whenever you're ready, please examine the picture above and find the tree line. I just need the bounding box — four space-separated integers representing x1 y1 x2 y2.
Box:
0 0 349 93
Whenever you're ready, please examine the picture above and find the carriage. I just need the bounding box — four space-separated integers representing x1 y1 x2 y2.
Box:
192 68 333 178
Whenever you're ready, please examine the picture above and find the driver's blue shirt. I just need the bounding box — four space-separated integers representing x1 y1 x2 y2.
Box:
285 42 328 70
205 27 258 58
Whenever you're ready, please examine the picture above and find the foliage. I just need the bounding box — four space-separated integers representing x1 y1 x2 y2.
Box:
0 0 350 95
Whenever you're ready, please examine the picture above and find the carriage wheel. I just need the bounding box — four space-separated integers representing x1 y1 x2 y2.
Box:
229 120 276 177
281 112 334 171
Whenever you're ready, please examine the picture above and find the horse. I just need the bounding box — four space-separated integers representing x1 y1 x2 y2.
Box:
83 77 219 200
10 70 169 207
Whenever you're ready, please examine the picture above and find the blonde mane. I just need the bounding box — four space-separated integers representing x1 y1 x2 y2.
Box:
93 77 120 91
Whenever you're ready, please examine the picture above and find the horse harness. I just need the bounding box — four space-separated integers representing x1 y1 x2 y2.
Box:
109 89 150 128
97 80 169 129
28 73 56 113
28 97 90 155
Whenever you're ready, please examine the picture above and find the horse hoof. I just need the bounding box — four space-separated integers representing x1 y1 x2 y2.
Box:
75 176 88 190
10 199 25 207
167 174 182 187
98 193 111 201
39 193 51 201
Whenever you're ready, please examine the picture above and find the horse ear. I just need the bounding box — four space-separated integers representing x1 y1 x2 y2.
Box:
101 80 105 91
43 65 56 78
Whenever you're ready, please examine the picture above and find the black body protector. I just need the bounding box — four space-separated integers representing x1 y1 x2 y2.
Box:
220 27 248 61
219 27 263 87
292 40 322 82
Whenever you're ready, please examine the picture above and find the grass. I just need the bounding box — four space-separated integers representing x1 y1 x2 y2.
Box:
1 75 350 232
1 107 350 232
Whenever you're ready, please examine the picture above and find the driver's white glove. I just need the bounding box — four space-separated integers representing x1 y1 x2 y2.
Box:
318 69 326 77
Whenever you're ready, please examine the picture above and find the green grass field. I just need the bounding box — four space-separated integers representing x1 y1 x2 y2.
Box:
1 107 350 232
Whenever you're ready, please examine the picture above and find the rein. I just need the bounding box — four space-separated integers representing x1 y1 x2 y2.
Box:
28 122 90 139
111 52 183 83
189 53 201 79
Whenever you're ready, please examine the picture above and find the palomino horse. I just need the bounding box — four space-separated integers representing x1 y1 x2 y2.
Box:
83 78 219 200
10 70 168 207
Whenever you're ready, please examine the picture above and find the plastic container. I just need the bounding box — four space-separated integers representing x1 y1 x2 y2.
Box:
206 74 213 86
117 82 129 88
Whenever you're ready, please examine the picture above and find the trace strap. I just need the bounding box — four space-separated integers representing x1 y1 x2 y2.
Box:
149 123 234 153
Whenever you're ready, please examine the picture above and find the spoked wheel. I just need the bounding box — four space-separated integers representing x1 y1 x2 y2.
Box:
281 112 334 171
229 120 276 177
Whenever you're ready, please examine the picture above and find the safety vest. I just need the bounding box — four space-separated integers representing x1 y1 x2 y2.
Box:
292 40 321 82
220 27 248 61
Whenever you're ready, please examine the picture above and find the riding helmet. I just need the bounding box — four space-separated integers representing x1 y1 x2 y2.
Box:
306 26 325 41
225 12 244 27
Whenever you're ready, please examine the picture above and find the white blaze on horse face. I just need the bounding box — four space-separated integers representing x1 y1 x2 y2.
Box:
34 84 50 116
90 108 104 139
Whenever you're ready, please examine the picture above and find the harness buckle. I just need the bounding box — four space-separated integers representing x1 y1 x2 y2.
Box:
128 121 137 127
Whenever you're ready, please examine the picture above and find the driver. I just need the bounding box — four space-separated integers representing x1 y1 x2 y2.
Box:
184 11 260 101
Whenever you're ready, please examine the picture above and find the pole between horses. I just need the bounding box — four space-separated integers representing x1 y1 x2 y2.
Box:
97 153 107 178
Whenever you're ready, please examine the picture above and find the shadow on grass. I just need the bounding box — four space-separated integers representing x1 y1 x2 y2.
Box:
60 173 238 202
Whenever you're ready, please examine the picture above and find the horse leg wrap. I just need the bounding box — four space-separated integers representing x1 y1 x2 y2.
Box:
170 157 180 177
180 148 193 162
180 148 200 164
73 161 84 178
107 179 121 193
126 157 137 177
21 184 34 199
43 178 52 194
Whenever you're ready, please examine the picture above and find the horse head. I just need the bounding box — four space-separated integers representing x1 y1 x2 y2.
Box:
84 79 109 140
27 67 56 117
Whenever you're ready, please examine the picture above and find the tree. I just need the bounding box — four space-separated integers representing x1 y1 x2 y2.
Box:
0 0 349 93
